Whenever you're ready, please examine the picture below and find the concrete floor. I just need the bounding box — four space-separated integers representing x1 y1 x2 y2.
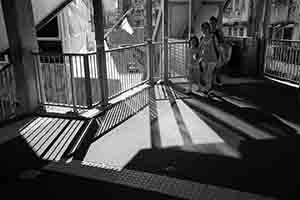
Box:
1 80 300 199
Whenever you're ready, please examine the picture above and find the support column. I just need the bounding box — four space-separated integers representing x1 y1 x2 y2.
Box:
188 0 192 39
248 0 256 37
162 0 169 83
145 0 153 40
257 0 271 76
1 0 39 114
145 0 153 84
93 0 109 106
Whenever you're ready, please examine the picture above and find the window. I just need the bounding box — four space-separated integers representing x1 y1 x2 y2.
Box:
235 0 240 11
37 17 59 39
233 27 238 36
239 27 244 37
283 27 293 40
228 27 232 36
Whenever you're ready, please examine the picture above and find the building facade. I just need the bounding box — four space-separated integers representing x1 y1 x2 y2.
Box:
269 0 300 40
222 0 250 37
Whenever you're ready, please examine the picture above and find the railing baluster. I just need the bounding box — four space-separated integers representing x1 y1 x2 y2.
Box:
68 55 77 113
0 62 17 122
83 54 93 108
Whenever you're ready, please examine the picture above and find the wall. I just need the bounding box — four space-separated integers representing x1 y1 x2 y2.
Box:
193 4 219 37
60 0 94 53
169 3 189 38
0 0 70 52
270 4 289 24
223 0 250 24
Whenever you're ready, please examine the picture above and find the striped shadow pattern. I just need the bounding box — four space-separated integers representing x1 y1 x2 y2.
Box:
94 88 149 139
18 117 88 161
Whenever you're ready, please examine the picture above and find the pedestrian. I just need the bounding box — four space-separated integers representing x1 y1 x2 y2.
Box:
198 22 219 94
186 35 200 94
209 16 225 86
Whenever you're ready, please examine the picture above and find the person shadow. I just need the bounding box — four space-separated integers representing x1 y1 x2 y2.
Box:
125 135 300 199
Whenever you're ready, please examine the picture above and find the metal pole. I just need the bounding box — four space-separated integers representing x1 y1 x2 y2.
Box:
188 0 192 40
162 0 169 83
83 55 93 108
145 0 153 84
93 0 109 106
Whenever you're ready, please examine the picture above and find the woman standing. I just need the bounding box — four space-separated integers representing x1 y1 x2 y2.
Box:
198 22 219 94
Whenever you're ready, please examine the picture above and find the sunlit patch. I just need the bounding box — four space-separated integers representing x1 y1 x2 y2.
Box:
176 100 224 144
82 160 122 171
18 117 85 161
84 106 151 170
44 105 86 114
157 100 184 148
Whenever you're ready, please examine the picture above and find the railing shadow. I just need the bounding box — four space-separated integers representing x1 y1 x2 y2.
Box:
0 116 89 179
71 87 150 160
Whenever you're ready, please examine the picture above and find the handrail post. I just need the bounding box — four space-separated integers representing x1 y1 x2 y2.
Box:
162 0 169 84
93 0 109 107
68 55 77 113
83 55 93 108
34 54 46 106
146 39 154 85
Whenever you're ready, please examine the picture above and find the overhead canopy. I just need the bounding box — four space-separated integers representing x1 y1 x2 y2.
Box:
0 0 72 52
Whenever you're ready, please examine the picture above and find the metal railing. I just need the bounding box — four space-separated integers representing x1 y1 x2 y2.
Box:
33 43 149 110
34 53 101 110
264 39 300 84
152 40 188 80
0 63 16 122
168 40 188 78
106 43 148 99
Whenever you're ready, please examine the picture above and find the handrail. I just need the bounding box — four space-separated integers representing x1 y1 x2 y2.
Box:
32 43 148 56
167 40 188 45
105 42 147 52
269 39 300 43
32 41 188 56
152 41 163 45
32 52 96 56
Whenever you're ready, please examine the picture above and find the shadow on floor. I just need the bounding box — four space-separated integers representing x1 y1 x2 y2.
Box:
217 80 300 125
125 136 300 199
185 88 300 139
0 135 49 181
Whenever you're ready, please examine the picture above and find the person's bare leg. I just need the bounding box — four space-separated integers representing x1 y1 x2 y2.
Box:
206 63 216 92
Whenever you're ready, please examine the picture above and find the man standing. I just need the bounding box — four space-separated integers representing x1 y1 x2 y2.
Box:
209 16 225 85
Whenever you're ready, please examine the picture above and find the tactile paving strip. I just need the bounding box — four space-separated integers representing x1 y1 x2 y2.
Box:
43 161 275 200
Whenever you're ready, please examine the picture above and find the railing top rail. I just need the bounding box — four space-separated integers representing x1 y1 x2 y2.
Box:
168 40 188 45
269 39 300 43
33 43 148 56
152 41 163 45
0 63 12 73
105 42 147 53
32 51 96 56
152 40 187 45
32 40 190 57
225 36 254 39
